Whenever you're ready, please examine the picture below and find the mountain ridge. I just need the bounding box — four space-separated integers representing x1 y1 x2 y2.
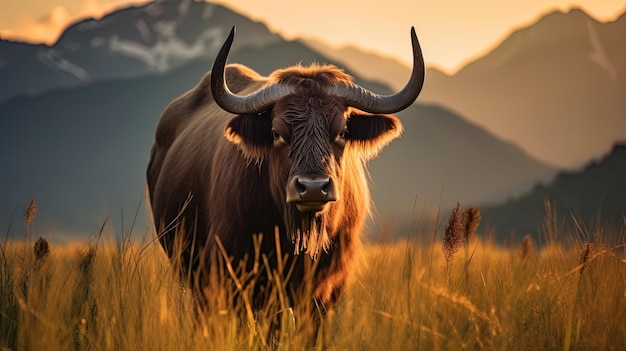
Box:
0 0 281 104
420 7 626 168
304 7 626 168
480 141 626 243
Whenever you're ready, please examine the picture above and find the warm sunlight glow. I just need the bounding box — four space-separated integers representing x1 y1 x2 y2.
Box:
0 0 151 45
49 6 71 26
0 0 625 73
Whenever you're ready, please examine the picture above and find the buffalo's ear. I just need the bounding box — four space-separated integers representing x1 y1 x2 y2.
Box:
225 111 272 160
345 111 403 159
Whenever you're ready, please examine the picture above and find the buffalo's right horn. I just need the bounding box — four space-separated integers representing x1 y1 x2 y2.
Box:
329 27 425 114
210 26 294 114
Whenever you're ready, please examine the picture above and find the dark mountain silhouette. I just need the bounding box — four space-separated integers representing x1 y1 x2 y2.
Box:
0 1 555 241
0 0 280 104
481 142 626 244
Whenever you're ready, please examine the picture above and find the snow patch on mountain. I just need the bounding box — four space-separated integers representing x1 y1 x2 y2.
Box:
135 19 153 42
587 19 618 81
60 39 80 52
202 3 216 19
90 37 106 48
178 0 191 20
38 49 90 81
143 1 166 18
108 24 224 72
154 21 176 38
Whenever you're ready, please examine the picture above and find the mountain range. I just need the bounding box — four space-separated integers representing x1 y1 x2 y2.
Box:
480 142 626 244
306 8 626 168
1 0 621 242
0 0 280 104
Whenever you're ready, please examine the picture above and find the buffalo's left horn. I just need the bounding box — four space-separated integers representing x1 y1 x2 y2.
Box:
329 27 425 114
211 26 294 114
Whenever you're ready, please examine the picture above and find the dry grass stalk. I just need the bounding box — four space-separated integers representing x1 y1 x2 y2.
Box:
24 197 38 226
21 198 40 301
33 238 50 276
79 247 96 275
578 242 593 277
2 222 625 349
443 203 465 288
463 206 481 242
520 234 534 260
24 197 38 242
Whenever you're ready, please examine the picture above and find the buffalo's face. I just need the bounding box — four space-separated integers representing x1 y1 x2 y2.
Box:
225 92 402 255
271 94 345 215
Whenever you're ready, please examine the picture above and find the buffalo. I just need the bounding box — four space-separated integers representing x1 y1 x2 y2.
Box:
147 26 424 315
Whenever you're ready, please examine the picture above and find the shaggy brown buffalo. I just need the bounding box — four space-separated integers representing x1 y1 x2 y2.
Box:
147 26 424 312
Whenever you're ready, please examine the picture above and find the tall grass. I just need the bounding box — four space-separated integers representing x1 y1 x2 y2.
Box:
1 202 625 350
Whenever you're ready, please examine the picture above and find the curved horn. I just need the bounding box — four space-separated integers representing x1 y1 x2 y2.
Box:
210 26 294 114
329 27 425 114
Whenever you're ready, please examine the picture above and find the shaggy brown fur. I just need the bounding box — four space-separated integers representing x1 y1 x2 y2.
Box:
147 63 402 312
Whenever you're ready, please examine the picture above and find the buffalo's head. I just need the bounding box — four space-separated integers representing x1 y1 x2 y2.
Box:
211 27 424 256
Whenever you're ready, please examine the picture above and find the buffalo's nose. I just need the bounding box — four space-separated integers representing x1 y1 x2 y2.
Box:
286 174 338 212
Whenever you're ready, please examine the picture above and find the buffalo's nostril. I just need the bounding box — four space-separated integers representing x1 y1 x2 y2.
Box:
294 177 308 196
321 181 331 196
297 177 330 198
286 174 338 208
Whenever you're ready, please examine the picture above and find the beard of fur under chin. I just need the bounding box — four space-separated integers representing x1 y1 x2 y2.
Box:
285 206 330 258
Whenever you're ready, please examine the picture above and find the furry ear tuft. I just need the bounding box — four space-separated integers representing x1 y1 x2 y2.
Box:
345 112 403 159
225 112 273 160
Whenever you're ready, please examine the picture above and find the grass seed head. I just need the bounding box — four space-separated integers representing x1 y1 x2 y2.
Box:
24 197 38 227
463 206 481 241
443 203 465 263
520 234 534 260
579 242 594 276
34 237 50 262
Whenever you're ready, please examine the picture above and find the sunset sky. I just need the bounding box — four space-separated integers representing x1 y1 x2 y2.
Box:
1 0 625 73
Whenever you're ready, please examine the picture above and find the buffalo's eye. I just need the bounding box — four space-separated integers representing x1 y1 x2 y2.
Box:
271 130 281 141
335 129 347 142
272 129 287 146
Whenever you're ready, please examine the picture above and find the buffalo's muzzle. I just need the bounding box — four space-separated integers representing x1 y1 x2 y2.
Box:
286 174 338 212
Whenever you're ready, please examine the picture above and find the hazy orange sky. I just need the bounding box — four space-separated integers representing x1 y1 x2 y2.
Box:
1 0 625 73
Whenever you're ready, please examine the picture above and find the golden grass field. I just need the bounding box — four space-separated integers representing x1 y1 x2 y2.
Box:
1 201 625 350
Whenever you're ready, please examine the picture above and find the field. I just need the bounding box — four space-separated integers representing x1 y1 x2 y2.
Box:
1 203 625 350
